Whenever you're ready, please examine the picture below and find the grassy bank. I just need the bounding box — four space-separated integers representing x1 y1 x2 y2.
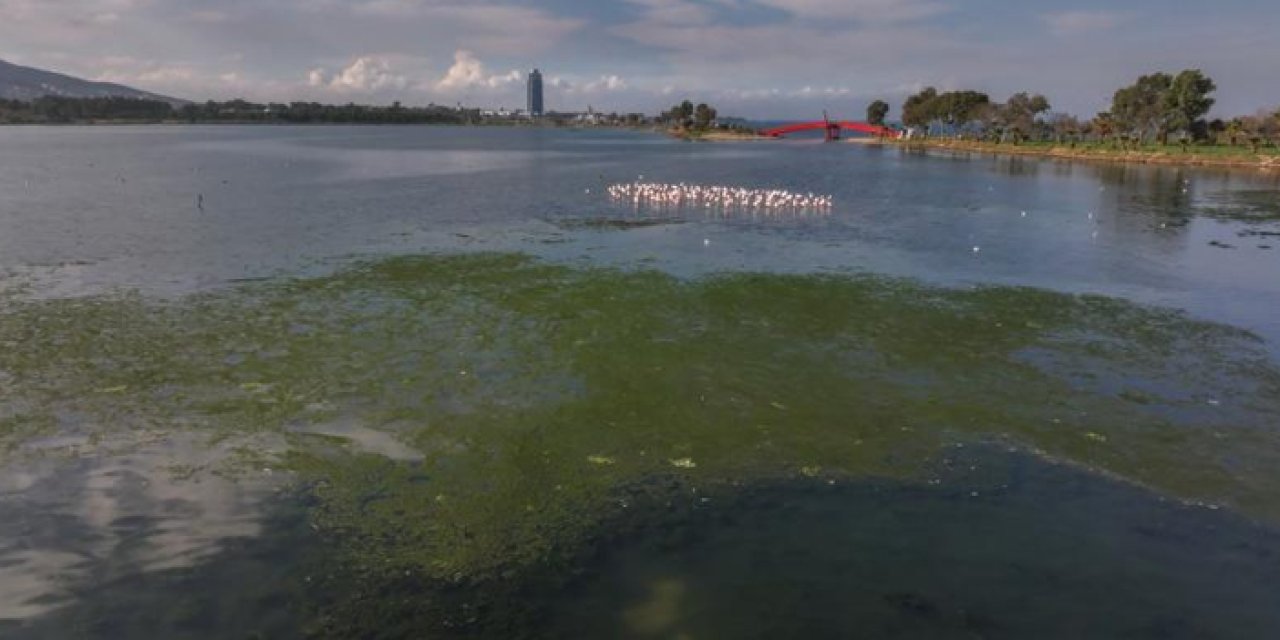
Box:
668 127 764 141
892 138 1280 170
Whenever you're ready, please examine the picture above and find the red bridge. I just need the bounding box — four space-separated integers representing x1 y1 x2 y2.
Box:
761 117 898 141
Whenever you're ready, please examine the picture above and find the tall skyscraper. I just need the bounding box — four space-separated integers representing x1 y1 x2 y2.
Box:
527 69 544 117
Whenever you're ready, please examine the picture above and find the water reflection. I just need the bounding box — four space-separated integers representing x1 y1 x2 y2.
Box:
0 432 283 623
12 447 1276 639
549 449 1280 640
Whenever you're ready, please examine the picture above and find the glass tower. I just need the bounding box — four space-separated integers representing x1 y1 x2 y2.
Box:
527 69 544 117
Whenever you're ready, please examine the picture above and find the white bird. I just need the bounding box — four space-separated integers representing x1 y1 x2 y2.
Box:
606 182 832 215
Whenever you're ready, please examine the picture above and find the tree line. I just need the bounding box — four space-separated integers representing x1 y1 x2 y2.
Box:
0 97 475 124
0 96 175 123
872 69 1280 150
663 100 721 131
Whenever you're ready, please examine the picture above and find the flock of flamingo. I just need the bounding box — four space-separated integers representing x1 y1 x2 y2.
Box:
605 182 834 214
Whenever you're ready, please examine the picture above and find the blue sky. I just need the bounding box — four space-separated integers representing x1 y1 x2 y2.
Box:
1 0 1276 119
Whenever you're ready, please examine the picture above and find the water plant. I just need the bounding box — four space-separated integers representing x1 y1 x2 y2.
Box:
3 252 1279 634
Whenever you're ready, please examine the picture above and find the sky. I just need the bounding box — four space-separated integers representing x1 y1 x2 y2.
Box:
1 0 1277 120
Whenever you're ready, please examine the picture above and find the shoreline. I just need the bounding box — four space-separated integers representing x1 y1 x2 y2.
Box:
683 131 1280 171
886 138 1280 171
5 120 1276 171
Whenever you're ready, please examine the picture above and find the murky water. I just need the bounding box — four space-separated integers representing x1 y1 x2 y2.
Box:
550 450 1280 639
1 126 1279 638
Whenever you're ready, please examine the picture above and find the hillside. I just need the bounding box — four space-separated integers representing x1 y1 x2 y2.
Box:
0 59 185 105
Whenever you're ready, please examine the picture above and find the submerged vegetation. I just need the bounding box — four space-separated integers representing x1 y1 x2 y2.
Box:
3 252 1280 634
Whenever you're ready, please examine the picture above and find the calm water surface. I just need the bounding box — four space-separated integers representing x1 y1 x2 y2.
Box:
1 126 1279 638
2 126 1277 339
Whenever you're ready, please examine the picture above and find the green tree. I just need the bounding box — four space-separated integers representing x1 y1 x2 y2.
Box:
1207 118 1226 144
978 102 1006 143
1226 118 1244 146
693 103 717 129
1091 112 1116 143
1162 69 1216 141
1047 113 1081 145
901 87 938 129
1002 92 1051 143
664 101 693 126
866 100 890 126
1111 73 1172 143
934 91 990 131
901 88 991 135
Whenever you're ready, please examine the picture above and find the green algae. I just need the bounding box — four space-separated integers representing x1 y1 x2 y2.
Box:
3 252 1280 631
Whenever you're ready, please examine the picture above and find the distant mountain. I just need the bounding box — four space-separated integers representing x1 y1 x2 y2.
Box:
0 59 186 105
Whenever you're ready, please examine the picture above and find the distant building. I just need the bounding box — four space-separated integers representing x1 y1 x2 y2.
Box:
480 107 525 118
527 69 544 117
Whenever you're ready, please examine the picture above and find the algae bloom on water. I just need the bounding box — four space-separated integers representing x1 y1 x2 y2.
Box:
3 252 1280 636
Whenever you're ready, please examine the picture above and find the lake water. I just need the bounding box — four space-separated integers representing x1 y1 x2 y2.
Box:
1 126 1279 638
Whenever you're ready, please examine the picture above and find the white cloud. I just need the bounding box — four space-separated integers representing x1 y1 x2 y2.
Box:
541 74 627 95
434 50 522 92
486 69 523 88
0 0 1277 119
1042 11 1128 36
89 59 263 99
581 75 628 93
435 50 488 91
95 65 196 85
323 56 409 92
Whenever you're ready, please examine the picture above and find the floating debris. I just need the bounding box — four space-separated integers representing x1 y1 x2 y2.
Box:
669 457 697 469
587 455 616 466
607 182 833 213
